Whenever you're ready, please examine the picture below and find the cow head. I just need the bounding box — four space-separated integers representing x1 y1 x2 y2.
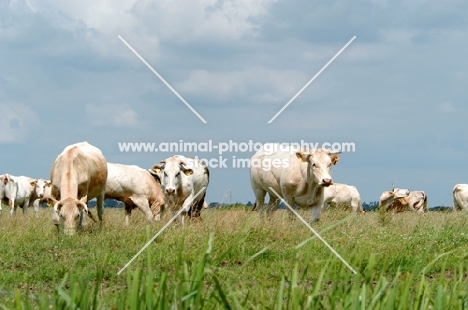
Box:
155 156 193 201
379 187 410 211
296 149 340 187
32 179 51 199
52 196 89 235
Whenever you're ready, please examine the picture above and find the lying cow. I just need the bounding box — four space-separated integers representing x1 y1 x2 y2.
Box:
105 163 165 226
322 183 364 213
453 184 468 211
250 143 340 223
49 141 107 235
1 174 47 217
379 187 410 212
149 155 209 225
390 191 428 213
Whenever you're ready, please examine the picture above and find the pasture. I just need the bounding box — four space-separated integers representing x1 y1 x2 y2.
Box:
1 206 468 308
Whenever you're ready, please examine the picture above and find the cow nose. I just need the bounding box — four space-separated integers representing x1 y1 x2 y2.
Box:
39 194 44 198
321 178 333 186
166 188 175 195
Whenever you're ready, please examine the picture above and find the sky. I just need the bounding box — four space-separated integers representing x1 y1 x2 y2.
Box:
1 0 467 207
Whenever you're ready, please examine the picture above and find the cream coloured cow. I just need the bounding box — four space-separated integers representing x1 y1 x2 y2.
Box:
250 143 340 223
453 184 468 211
105 163 165 226
2 174 46 217
149 155 209 225
390 191 428 213
49 142 107 235
323 183 364 213
379 187 411 211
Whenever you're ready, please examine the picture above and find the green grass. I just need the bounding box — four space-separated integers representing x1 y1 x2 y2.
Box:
1 207 468 308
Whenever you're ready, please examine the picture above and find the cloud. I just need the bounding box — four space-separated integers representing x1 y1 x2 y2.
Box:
438 101 456 113
0 102 39 143
86 103 139 127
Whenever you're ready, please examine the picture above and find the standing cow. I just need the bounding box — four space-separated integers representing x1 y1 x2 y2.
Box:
323 183 364 213
149 155 209 225
49 142 107 235
250 143 340 223
453 184 468 211
1 174 46 217
32 179 52 216
105 163 165 226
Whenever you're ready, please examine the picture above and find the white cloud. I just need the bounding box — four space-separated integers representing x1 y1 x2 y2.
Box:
86 103 139 127
174 67 307 104
438 101 455 113
0 102 39 143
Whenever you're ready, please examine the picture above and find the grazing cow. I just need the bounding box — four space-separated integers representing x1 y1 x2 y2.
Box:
390 191 428 213
379 187 411 211
323 183 364 213
49 141 107 235
105 163 165 226
250 143 340 223
2 174 45 217
149 155 209 225
453 184 468 211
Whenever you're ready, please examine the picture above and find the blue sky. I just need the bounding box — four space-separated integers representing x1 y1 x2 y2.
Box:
1 0 467 206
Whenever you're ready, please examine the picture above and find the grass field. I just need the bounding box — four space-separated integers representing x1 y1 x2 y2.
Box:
1 206 468 309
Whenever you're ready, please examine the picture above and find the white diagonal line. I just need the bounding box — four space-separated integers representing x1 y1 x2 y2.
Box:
118 35 207 124
268 187 357 274
268 36 356 123
117 187 206 275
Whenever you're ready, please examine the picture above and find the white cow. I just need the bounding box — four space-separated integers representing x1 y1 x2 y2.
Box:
250 143 340 223
0 174 6 214
105 163 165 226
390 191 428 213
2 174 46 217
323 183 364 213
379 187 411 211
49 142 107 235
32 179 52 216
453 184 468 211
149 155 209 225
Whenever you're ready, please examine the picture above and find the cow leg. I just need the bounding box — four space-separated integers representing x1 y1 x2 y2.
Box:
96 192 104 224
266 195 279 218
133 197 153 223
124 203 132 226
80 209 88 227
22 200 29 215
32 199 40 218
252 188 267 218
9 198 15 217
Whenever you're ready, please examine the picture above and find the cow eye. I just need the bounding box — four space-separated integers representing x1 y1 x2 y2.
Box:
163 171 167 177
312 163 317 168
176 172 180 177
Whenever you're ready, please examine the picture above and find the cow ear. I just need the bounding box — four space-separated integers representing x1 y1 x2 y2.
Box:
295 152 311 162
3 176 7 185
183 169 194 176
30 180 37 186
330 155 340 165
151 164 162 173
46 181 52 187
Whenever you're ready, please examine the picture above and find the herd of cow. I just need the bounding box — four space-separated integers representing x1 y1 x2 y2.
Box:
1 141 468 235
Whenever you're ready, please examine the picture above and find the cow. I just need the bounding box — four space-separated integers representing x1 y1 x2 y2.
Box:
390 191 428 213
49 141 107 235
32 179 53 216
379 187 411 211
149 155 209 225
322 183 364 213
0 174 6 214
250 143 340 223
453 184 468 211
1 174 46 217
105 163 165 226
